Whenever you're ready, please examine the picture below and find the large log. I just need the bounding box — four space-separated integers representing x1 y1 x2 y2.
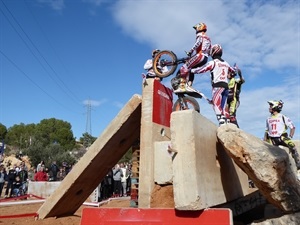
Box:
217 124 300 213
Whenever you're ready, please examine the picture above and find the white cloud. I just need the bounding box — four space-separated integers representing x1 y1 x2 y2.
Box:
37 0 65 11
110 0 300 139
82 99 107 107
112 0 299 73
112 101 124 109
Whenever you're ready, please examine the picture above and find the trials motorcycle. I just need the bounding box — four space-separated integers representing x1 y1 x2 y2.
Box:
152 50 211 112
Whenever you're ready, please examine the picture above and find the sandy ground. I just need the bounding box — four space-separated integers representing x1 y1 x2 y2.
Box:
0 198 131 225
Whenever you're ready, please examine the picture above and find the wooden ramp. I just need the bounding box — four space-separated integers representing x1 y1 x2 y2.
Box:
37 94 142 219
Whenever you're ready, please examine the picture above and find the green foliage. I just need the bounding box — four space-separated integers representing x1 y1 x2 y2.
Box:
4 118 78 168
0 123 7 139
24 140 76 168
119 148 132 163
79 132 97 148
5 123 35 149
34 118 76 150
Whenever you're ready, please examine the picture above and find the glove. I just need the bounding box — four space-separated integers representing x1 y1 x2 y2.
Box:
187 49 193 57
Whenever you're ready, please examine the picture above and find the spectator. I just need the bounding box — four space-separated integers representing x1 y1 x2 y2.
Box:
57 167 66 181
12 175 22 197
112 164 122 197
5 166 16 198
17 164 28 195
50 161 59 181
28 168 36 181
120 163 129 197
126 163 132 194
0 165 7 198
34 166 48 181
107 169 113 198
37 160 45 172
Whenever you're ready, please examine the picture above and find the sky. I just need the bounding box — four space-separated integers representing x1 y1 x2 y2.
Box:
0 0 299 141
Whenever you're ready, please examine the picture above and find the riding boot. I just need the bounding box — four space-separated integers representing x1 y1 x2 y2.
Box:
173 78 187 93
229 116 239 128
217 114 226 126
290 148 300 170
187 72 194 86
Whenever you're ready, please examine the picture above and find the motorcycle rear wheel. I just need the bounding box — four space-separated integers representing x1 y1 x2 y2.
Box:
153 50 178 78
173 96 200 113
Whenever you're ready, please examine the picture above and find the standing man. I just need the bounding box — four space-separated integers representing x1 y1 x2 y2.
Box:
0 164 7 198
5 166 16 198
120 163 129 197
112 164 122 197
50 161 59 181
227 65 245 127
191 44 234 125
264 100 300 171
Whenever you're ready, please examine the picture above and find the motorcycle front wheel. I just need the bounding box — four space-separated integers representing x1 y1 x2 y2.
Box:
153 50 178 78
172 96 200 113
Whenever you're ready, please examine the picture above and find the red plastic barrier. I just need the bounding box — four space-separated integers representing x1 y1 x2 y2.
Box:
80 208 233 225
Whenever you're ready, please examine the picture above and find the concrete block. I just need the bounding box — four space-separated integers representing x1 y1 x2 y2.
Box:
28 181 61 199
28 181 98 202
154 141 173 185
171 110 248 210
139 79 173 208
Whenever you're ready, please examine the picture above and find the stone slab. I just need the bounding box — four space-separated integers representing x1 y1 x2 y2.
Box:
154 141 173 185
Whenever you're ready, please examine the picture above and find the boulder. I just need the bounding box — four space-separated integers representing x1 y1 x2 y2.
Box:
251 212 300 225
217 124 300 213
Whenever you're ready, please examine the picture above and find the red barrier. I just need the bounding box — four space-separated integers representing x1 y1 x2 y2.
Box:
0 213 38 219
0 194 44 202
80 208 233 225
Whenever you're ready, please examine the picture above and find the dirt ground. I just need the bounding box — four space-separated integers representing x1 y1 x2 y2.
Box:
0 198 131 225
0 185 173 225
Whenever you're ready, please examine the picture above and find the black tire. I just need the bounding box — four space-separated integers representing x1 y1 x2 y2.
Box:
153 50 178 78
172 96 200 113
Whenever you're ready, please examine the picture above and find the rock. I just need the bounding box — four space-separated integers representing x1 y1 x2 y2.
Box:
217 124 300 213
250 211 300 225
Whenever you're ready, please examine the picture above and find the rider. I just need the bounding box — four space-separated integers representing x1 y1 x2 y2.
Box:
263 100 300 170
144 49 163 81
227 65 245 127
191 44 233 126
174 22 211 93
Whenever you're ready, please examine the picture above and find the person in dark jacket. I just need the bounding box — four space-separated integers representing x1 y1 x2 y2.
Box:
5 166 16 198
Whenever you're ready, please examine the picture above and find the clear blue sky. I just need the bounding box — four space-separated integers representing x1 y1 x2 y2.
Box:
0 0 299 141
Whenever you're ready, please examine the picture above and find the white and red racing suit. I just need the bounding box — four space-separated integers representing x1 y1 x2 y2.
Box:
191 58 233 124
180 32 211 81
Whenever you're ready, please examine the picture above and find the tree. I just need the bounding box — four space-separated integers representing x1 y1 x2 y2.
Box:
5 123 35 150
24 140 76 168
0 123 7 140
79 132 96 149
34 118 76 150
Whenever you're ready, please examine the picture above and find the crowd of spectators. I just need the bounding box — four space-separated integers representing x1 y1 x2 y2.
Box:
0 160 73 199
0 159 132 201
98 162 132 201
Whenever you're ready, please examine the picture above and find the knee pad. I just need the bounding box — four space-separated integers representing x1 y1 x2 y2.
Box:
180 66 189 78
